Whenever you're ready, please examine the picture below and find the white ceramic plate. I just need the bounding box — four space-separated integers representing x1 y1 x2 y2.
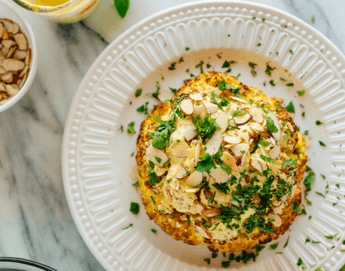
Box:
62 1 345 270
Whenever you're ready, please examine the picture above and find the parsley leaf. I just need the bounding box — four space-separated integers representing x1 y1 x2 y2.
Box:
265 63 276 76
259 140 270 146
282 159 297 168
127 122 136 134
148 113 176 149
297 90 305 96
122 223 133 230
192 115 220 143
285 101 295 113
260 155 275 163
303 170 315 192
269 243 279 250
195 154 217 173
265 116 279 134
130 202 140 214
319 141 326 146
135 88 142 97
114 0 129 18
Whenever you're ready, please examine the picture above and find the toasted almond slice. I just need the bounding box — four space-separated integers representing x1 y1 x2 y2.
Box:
6 46 17 58
186 171 203 186
0 82 5 91
14 34 27 50
223 135 242 144
269 143 281 159
303 135 311 148
257 175 266 182
267 112 281 140
13 50 27 60
146 145 168 166
230 143 249 156
154 165 166 176
0 23 3 37
2 40 15 49
12 23 20 35
180 98 194 115
189 93 203 101
234 113 252 125
195 142 201 165
185 147 196 160
205 131 223 155
273 204 285 215
210 166 231 183
287 176 294 185
193 104 206 117
196 226 211 239
252 107 264 123
183 126 197 141
0 66 6 75
1 20 13 33
221 152 238 172
291 185 297 198
19 66 29 78
230 96 247 103
5 84 18 97
129 167 139 180
250 158 262 172
7 59 25 71
268 213 282 227
1 47 9 56
203 102 218 114
185 188 198 193
216 111 229 132
248 122 263 132
170 142 189 158
158 90 173 102
25 50 31 66
19 73 27 88
287 122 294 133
176 166 187 179
201 208 222 217
1 71 13 83
200 189 213 205
2 28 8 40
240 151 250 167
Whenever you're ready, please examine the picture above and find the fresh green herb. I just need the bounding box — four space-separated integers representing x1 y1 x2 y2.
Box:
151 229 157 234
130 202 140 214
285 101 295 113
135 88 142 97
185 47 190 51
297 90 305 96
178 57 184 63
284 236 290 248
315 191 325 198
193 115 220 143
269 243 279 250
289 49 293 55
148 113 176 149
260 155 275 163
312 241 321 244
312 15 315 23
168 62 177 70
150 196 156 204
326 234 338 239
262 18 266 22
137 102 149 114
118 125 124 132
233 110 248 116
286 82 294 87
265 63 276 76
269 80 276 86
302 112 305 118
297 258 303 266
114 0 130 18
206 62 211 69
266 116 279 134
251 69 257 77
210 92 229 110
132 181 139 187
257 43 261 46
211 253 218 259
249 62 257 69
122 223 133 230
195 153 217 173
282 159 297 168
155 157 162 163
208 192 216 204
150 81 161 100
195 60 204 73
127 122 136 134
169 87 177 95
316 120 323 125
304 170 315 192
213 182 231 195
252 16 256 19
162 159 170 168
304 130 309 135
216 53 222 59
319 141 326 146
280 77 286 81
259 140 270 146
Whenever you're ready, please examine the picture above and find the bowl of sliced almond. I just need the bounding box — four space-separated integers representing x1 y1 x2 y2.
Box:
0 0 37 113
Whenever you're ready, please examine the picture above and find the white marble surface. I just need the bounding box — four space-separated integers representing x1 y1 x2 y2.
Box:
0 0 344 270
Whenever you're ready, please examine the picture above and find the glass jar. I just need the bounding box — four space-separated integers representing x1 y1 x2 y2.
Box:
12 0 101 23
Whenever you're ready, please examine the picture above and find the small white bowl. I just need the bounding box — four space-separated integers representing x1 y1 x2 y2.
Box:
0 0 37 113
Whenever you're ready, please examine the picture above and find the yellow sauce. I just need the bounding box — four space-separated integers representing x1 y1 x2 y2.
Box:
32 0 69 6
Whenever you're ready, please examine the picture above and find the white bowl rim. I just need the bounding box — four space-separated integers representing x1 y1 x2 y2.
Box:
0 0 38 113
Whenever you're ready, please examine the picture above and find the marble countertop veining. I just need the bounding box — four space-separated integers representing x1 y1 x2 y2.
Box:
0 0 344 270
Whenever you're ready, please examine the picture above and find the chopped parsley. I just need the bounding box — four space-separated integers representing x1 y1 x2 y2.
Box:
260 155 275 163
265 63 276 76
319 141 326 146
289 49 293 55
130 202 140 214
282 159 297 168
297 90 305 96
297 258 303 266
150 81 161 100
185 47 190 51
326 234 338 239
269 80 276 86
127 122 136 134
285 101 295 113
204 258 210 265
193 115 220 143
195 60 204 73
195 153 217 173
210 91 229 110
178 57 184 63
286 82 294 87
168 62 176 70
132 181 139 187
169 87 177 95
151 229 157 234
257 43 261 47
118 125 124 132
122 223 133 230
312 15 315 23
251 69 257 77
249 62 257 69
259 140 270 146
148 113 176 149
269 243 279 250
233 110 248 116
284 236 290 248
135 88 142 97
137 102 149 114
316 120 323 125
217 80 243 98
265 116 279 134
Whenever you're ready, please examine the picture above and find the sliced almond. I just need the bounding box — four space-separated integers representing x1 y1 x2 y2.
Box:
201 208 222 217
19 66 29 78
248 122 263 131
14 34 27 50
200 189 213 205
230 143 249 156
0 24 3 37
1 72 13 83
189 93 203 101
202 172 209 182
180 98 194 115
252 107 264 123
257 175 266 182
1 20 13 33
196 226 211 239
146 145 168 167
186 171 203 187
291 185 297 198
287 122 294 133
205 131 223 155
195 142 201 165
267 112 281 140
5 84 18 97
193 104 206 117
129 167 139 181
230 96 247 103
203 102 218 114
185 147 196 161
25 50 31 66
268 213 282 227
1 47 9 56
234 113 252 125
170 142 189 158
223 135 242 144
221 152 238 172
12 23 19 35
176 166 187 179
0 66 6 75
216 111 229 132
0 82 5 91
7 60 25 72
2 28 8 40
158 90 173 102
249 158 268 173
183 126 197 141
13 50 27 60
303 135 311 148
2 40 15 48
6 46 17 58
269 143 281 159
154 165 166 176
240 151 250 167
209 166 231 183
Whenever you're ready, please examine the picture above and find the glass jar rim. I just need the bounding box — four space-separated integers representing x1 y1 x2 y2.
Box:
12 0 79 13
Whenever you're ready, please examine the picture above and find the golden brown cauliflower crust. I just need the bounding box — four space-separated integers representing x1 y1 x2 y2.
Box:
136 71 307 252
